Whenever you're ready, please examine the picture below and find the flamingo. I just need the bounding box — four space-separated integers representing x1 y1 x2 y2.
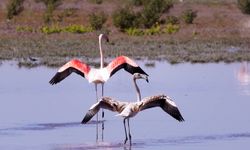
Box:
81 73 184 144
49 34 148 117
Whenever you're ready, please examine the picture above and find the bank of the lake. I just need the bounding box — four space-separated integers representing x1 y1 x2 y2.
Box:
0 34 250 68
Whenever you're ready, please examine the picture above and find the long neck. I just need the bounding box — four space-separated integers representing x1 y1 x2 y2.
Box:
99 35 104 68
133 78 141 102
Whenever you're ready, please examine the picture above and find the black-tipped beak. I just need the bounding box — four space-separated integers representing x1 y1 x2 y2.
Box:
142 74 149 83
102 34 109 43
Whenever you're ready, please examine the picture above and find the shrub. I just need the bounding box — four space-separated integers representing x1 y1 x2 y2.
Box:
89 12 107 30
63 24 93 33
41 25 62 34
130 0 144 6
56 8 78 22
237 0 250 14
166 15 179 25
144 23 161 35
125 28 144 36
164 23 180 34
140 0 173 28
41 24 93 34
16 26 34 32
182 9 197 24
89 0 103 4
6 0 24 19
112 7 139 30
35 0 62 24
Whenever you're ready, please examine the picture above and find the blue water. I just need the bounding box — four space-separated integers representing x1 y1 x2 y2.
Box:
0 61 250 149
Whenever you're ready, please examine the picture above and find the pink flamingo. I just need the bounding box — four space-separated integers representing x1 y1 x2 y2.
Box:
49 34 148 113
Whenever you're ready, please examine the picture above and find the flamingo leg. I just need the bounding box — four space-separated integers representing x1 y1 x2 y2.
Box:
123 118 128 144
101 83 105 141
127 118 132 145
95 83 99 121
101 83 104 118
95 83 99 141
95 83 98 102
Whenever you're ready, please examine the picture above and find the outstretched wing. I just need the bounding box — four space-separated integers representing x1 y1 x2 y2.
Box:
49 59 90 85
106 56 148 78
81 97 126 124
140 95 185 122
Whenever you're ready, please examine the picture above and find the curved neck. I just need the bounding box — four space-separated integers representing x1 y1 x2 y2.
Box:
99 35 104 68
133 78 141 102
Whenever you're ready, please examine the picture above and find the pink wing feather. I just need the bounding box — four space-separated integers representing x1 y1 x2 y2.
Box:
49 59 90 85
106 56 148 77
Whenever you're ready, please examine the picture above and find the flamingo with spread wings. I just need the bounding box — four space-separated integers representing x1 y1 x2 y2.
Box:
49 34 148 104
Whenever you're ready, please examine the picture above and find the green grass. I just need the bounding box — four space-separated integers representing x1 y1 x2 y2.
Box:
41 25 93 34
0 35 249 68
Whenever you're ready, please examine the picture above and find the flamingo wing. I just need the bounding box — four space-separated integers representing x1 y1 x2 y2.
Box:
140 95 185 122
49 59 90 85
106 56 148 78
81 97 125 124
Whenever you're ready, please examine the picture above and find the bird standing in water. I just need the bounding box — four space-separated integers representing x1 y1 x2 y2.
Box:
82 73 184 145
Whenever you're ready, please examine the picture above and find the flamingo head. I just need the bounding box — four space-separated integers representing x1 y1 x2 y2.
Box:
133 73 149 83
99 34 109 43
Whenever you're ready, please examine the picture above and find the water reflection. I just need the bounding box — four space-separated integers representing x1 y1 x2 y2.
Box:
53 131 250 149
237 62 250 85
54 142 133 150
148 132 250 145
236 62 250 95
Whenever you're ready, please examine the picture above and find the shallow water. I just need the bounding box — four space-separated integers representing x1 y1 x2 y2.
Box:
0 61 250 149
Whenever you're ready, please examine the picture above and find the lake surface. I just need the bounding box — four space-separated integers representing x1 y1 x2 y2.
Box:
0 61 250 150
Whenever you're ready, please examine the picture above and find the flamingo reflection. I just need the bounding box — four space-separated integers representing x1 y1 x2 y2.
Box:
236 62 250 95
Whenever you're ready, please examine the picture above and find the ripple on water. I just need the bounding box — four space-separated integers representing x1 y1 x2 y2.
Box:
143 132 250 146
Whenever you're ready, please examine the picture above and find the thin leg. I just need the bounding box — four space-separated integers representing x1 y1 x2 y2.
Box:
101 83 104 141
95 84 98 102
127 119 132 145
96 120 99 142
101 83 104 118
101 83 104 96
95 84 99 141
123 118 128 144
101 122 104 141
95 84 99 121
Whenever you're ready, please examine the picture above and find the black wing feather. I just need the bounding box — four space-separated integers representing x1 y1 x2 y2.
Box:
81 109 97 124
140 95 184 122
110 63 148 77
81 98 122 124
49 67 85 85
162 102 185 122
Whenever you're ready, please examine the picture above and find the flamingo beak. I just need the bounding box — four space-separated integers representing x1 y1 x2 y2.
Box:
142 74 149 83
103 34 109 43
